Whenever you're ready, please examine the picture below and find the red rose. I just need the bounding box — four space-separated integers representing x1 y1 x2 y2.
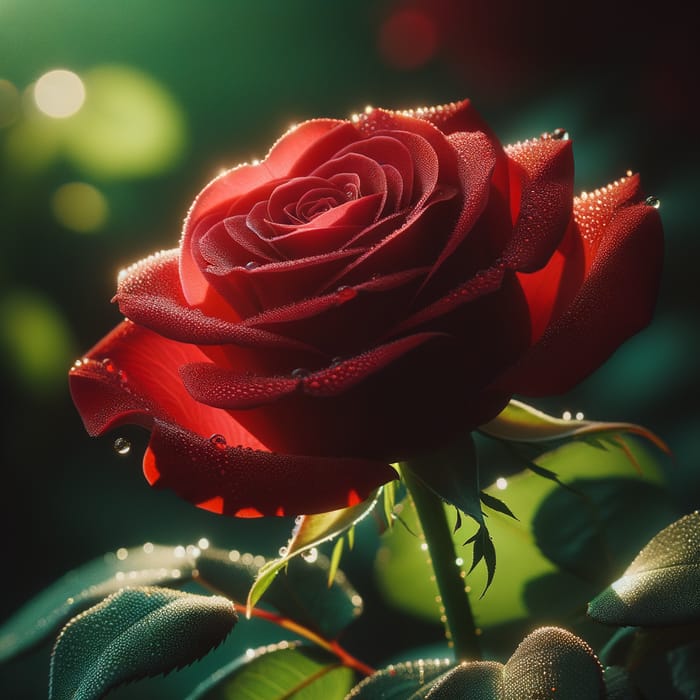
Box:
69 100 663 517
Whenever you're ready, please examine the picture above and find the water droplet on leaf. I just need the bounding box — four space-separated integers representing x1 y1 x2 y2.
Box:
301 547 319 563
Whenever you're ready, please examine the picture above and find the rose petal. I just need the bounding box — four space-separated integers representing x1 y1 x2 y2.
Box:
116 250 318 353
143 421 396 517
68 320 394 516
503 175 663 394
420 130 497 287
213 249 361 312
329 135 415 208
501 136 574 272
180 332 442 409
244 267 429 355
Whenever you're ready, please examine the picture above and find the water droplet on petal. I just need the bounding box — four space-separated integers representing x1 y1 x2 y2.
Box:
645 195 660 209
291 368 309 378
244 261 259 270
209 434 227 450
101 358 116 374
113 437 131 455
335 285 357 303
551 127 569 140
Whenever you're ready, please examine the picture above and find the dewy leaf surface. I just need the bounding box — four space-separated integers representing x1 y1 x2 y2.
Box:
0 544 198 662
185 643 355 700
347 659 454 700
376 437 670 631
247 491 380 611
588 510 700 626
480 399 670 454
195 549 362 638
503 626 605 699
49 586 236 700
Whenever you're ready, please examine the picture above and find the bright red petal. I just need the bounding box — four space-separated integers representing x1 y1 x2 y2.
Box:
69 319 396 516
503 175 663 395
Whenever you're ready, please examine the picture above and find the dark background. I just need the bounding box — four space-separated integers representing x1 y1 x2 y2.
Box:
1 1 697 697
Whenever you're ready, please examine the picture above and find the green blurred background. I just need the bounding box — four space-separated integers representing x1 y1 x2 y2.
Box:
0 1 697 697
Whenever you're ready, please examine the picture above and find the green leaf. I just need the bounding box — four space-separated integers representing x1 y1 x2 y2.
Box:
0 543 198 662
195 549 362 639
49 586 236 700
401 434 498 591
402 433 481 523
602 666 638 700
409 661 503 699
347 659 453 700
479 399 670 455
532 477 678 585
588 511 700 626
247 490 380 611
185 643 355 700
376 438 671 632
503 626 605 699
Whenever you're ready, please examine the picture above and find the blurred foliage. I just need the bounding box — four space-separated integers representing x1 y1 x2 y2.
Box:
0 0 697 697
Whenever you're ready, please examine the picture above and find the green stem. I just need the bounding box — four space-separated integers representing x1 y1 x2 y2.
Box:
399 463 482 661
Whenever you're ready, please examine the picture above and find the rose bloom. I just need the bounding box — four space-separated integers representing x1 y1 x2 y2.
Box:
69 100 663 517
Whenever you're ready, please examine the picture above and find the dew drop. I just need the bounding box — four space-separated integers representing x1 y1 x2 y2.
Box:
101 357 116 374
335 285 357 303
278 546 289 557
113 437 131 455
645 195 660 209
209 434 227 450
562 410 572 421
244 261 259 270
301 547 319 563
575 411 585 421
551 127 570 140
291 368 309 378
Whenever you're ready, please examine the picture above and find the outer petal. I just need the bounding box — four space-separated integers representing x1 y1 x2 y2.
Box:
116 249 320 354
69 320 396 516
502 175 663 395
502 136 574 271
180 332 443 409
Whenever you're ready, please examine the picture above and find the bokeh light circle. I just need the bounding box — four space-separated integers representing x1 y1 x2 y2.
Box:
51 182 108 233
33 69 85 118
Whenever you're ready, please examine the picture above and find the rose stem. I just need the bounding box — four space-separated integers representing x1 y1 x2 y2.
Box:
231 603 376 677
399 464 482 661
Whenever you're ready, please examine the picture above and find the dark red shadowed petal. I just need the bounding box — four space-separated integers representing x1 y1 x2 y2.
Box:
143 421 397 517
180 332 443 410
216 249 361 312
421 131 497 285
502 175 663 395
390 265 506 336
116 249 318 353
243 267 429 356
501 137 574 272
69 319 395 516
